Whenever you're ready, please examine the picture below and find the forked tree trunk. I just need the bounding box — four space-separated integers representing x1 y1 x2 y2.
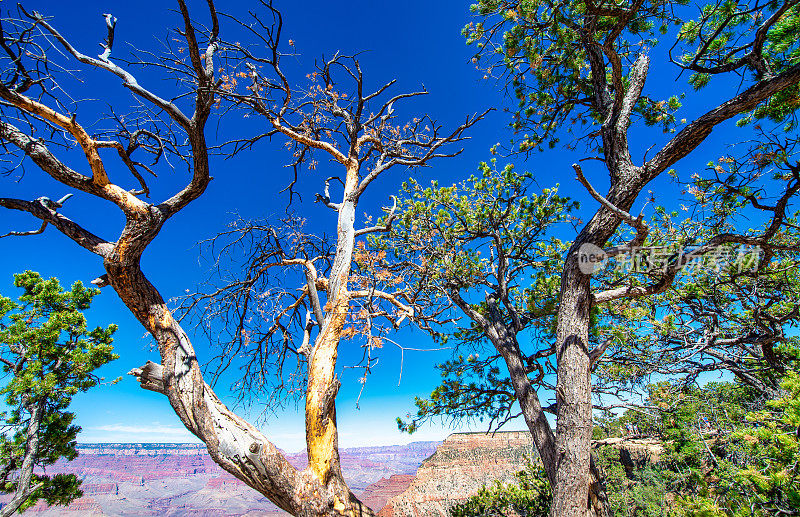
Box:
109 159 374 516
0 3 483 514
110 252 372 516
491 327 611 516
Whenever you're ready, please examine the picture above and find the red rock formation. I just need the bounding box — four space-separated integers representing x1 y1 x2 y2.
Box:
28 496 103 514
592 437 664 464
206 473 247 490
359 474 415 512
81 483 119 495
379 431 540 517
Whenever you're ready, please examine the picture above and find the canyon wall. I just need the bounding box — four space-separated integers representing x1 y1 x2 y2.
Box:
379 431 540 517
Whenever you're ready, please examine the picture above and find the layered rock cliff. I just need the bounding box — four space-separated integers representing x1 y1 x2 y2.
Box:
379 431 540 517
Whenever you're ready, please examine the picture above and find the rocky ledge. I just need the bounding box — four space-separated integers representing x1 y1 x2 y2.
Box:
379 431 540 517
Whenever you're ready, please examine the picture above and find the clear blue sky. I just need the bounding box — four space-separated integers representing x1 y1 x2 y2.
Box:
0 0 751 451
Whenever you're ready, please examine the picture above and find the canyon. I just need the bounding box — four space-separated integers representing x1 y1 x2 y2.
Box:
4 441 438 516
1 432 557 516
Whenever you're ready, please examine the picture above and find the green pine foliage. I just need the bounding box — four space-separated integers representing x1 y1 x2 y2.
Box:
449 461 551 517
449 450 671 517
464 0 800 150
385 163 579 433
594 445 671 517
0 271 117 513
675 373 800 516
612 373 799 516
453 372 799 517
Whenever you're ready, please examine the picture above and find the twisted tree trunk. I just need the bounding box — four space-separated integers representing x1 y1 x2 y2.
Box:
117 256 372 516
1 399 45 517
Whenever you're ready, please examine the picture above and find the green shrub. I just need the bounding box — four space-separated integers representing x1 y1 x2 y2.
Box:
449 461 551 517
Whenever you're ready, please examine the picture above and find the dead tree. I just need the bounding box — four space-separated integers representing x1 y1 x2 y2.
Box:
0 2 483 515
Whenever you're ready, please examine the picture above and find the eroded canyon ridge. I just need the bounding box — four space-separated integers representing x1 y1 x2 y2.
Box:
0 432 554 516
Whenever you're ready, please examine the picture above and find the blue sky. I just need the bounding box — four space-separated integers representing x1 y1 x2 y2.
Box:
0 0 760 451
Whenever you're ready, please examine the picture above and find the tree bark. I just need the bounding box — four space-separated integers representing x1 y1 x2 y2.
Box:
546 59 800 517
1 399 45 517
303 160 373 515
497 338 559 482
490 325 611 516
552 259 594 517
115 260 373 516
108 218 371 516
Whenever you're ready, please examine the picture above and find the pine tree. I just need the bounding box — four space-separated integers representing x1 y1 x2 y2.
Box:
0 271 117 516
